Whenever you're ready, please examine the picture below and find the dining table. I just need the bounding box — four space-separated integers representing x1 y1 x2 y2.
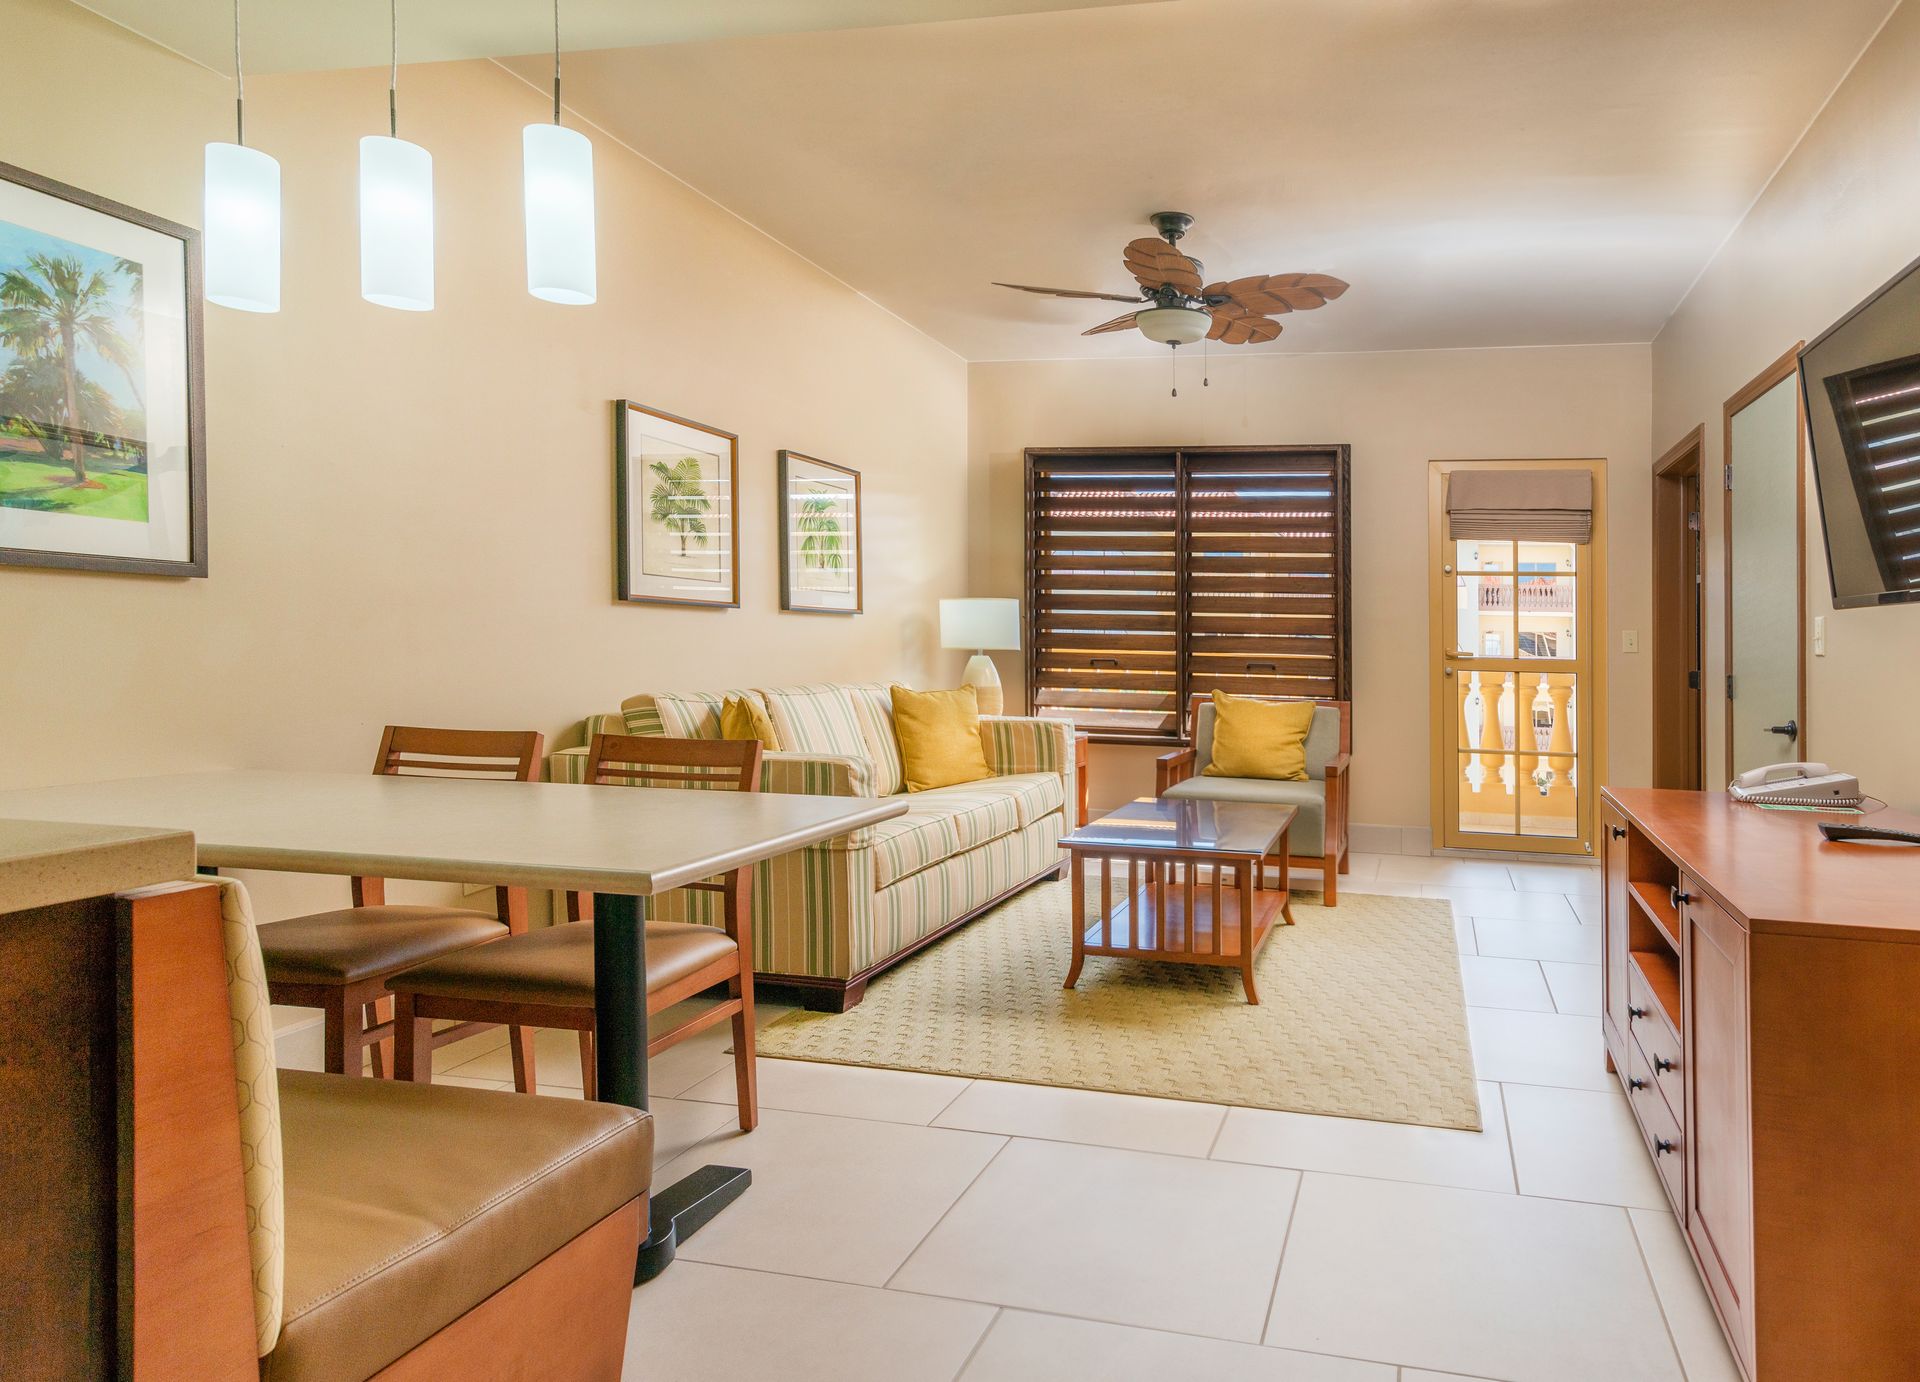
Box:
0 768 908 1281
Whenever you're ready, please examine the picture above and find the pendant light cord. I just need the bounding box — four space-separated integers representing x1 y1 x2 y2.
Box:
388 0 399 137
552 0 563 124
232 0 245 145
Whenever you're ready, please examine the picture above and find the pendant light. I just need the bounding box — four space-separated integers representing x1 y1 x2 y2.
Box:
360 0 434 311
523 0 597 304
203 0 280 313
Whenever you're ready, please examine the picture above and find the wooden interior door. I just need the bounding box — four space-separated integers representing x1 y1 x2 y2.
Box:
1652 429 1704 789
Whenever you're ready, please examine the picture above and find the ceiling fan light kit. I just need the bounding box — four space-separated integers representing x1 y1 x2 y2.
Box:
993 211 1350 384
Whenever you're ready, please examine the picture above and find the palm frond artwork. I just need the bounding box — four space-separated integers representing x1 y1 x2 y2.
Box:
647 456 713 557
779 451 860 613
795 493 846 573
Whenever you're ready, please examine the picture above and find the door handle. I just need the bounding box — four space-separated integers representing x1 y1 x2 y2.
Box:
1766 718 1799 741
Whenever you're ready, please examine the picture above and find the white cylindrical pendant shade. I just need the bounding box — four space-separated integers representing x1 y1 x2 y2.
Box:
359 135 434 311
523 123 597 305
203 142 281 313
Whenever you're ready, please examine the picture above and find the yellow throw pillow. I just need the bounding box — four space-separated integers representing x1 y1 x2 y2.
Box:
890 685 994 792
719 695 782 751
1203 690 1314 781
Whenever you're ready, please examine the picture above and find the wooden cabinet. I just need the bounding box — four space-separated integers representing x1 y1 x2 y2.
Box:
1600 788 1920 1382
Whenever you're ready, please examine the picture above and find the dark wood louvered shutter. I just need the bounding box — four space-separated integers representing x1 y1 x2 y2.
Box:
1025 451 1182 739
1824 351 1920 594
1184 449 1349 703
1024 446 1351 743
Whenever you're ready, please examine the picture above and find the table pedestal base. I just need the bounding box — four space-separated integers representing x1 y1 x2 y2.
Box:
635 1164 753 1283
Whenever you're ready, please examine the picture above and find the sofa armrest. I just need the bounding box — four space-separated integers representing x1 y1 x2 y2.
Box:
547 745 591 785
759 751 877 800
1156 746 1197 794
979 715 1079 822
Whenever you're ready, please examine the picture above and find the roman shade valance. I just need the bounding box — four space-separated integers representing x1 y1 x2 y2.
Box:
1447 468 1594 544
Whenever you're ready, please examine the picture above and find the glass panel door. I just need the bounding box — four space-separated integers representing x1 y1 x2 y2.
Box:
1433 467 1600 855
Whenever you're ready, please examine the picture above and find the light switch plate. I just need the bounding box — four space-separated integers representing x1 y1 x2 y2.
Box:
1621 629 1639 653
1814 615 1826 656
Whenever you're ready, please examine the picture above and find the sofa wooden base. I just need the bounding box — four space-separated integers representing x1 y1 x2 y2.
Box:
761 858 1069 1013
370 1199 643 1381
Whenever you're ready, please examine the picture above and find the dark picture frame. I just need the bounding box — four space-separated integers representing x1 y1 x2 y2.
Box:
0 161 207 577
614 400 740 607
777 450 862 615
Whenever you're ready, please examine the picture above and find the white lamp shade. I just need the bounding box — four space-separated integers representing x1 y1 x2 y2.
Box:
940 597 1021 651
523 123 597 305
203 142 281 313
359 135 434 311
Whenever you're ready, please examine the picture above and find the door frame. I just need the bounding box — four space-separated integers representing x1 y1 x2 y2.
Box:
1721 344 1807 773
1652 426 1704 789
1427 458 1609 856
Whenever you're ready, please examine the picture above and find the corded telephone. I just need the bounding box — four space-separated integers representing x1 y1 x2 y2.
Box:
1728 762 1864 807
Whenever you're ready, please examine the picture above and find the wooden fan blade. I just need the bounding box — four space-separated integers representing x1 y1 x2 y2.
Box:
993 281 1146 304
1123 238 1203 294
1082 311 1140 337
1208 307 1283 345
1206 272 1349 314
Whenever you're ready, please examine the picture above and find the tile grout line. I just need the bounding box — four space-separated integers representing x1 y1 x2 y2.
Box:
881 1135 1013 1291
1497 1081 1521 1195
1256 1169 1309 1347
1202 1102 1232 1160
1626 1207 1697 1381
946 1306 1002 1382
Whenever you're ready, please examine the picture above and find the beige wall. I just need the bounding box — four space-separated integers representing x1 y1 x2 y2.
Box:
969 345 1653 828
1651 2 1920 809
1 0 969 919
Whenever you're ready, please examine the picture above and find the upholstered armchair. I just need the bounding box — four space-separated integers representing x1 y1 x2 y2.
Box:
1155 694 1352 904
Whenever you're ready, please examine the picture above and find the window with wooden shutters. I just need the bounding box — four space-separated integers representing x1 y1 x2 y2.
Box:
1823 351 1920 595
1025 446 1351 743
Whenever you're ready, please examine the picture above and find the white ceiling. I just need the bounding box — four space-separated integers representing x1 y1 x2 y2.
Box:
488 0 1897 359
74 0 1160 72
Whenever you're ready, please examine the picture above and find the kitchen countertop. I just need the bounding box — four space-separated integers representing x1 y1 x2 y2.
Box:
0 817 197 914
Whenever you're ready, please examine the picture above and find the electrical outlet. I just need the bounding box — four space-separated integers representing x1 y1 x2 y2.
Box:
1621 629 1639 654
1814 615 1826 657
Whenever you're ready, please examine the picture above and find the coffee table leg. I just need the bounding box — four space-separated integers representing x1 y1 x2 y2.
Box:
1278 828 1295 925
1064 850 1086 988
1237 861 1261 1005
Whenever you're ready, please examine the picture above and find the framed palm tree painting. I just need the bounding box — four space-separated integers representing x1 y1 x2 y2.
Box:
779 450 861 615
615 400 738 607
0 162 205 576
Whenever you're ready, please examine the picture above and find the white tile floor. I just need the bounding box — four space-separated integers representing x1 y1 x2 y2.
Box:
422 851 1736 1382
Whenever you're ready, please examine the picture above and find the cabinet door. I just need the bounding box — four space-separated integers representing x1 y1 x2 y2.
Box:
1600 802 1631 1052
1683 884 1754 1371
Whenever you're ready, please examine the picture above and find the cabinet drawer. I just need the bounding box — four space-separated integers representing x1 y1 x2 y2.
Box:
1625 1040 1685 1214
1626 964 1686 1118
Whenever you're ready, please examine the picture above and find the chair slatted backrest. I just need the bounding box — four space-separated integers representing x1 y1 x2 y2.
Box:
354 726 546 909
585 733 762 794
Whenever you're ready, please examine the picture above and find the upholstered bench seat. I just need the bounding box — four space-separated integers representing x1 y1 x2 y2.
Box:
258 905 507 985
387 919 736 1009
262 1070 652 1381
1161 775 1328 857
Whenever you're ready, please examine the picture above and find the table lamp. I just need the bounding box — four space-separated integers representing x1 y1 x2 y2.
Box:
940 598 1021 715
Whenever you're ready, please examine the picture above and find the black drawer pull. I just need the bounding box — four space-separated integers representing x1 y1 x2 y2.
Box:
1628 1005 1648 1020
1670 885 1692 910
1610 825 1627 840
1654 1054 1679 1075
1628 1077 1648 1091
1655 1138 1677 1156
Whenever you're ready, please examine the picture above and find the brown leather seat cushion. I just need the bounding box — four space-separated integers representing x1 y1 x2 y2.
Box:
387 920 737 1008
262 1071 651 1382
259 905 507 986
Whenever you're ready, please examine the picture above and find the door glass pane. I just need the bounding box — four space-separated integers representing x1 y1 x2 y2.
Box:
1456 539 1513 571
1729 376 1803 774
1455 752 1518 835
1516 575 1576 659
1455 574 1514 657
1520 754 1580 837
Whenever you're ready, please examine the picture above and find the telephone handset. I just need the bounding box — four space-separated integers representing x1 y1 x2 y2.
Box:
1728 762 1864 807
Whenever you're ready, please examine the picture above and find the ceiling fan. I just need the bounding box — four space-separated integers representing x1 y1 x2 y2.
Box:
994 211 1348 352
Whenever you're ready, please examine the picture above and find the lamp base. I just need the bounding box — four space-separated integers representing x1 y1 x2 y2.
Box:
961 653 1004 715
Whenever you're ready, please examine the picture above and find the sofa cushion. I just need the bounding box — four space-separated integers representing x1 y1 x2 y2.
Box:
869 778 1033 887
760 684 873 761
621 689 764 739
263 1072 650 1382
842 682 906 797
1161 775 1327 857
1194 700 1341 780
891 685 994 791
995 771 1065 828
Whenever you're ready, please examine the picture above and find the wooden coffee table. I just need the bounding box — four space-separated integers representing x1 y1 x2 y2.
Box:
1060 797 1296 1004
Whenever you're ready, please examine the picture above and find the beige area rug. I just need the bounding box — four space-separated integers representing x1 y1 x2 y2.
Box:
758 880 1482 1131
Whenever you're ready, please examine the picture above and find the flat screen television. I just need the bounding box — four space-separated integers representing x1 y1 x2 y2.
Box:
1800 253 1920 608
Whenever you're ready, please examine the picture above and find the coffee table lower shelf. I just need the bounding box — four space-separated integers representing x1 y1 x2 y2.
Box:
1066 871 1290 1003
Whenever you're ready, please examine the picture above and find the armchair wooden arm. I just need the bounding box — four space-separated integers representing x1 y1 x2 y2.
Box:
1322 752 1352 886
1155 746 1197 795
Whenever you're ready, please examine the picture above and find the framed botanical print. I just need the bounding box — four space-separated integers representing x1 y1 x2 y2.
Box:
615 400 739 607
0 162 206 577
778 450 861 615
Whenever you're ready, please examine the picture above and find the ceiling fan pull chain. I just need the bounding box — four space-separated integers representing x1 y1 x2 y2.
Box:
1203 333 1210 388
1170 343 1178 397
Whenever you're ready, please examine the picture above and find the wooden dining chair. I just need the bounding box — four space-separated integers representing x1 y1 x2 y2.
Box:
256 725 545 1081
386 734 762 1130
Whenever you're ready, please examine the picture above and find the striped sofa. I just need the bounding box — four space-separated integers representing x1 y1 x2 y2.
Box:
550 683 1076 1011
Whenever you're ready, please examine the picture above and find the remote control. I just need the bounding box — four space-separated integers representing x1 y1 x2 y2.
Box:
1818 822 1920 846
